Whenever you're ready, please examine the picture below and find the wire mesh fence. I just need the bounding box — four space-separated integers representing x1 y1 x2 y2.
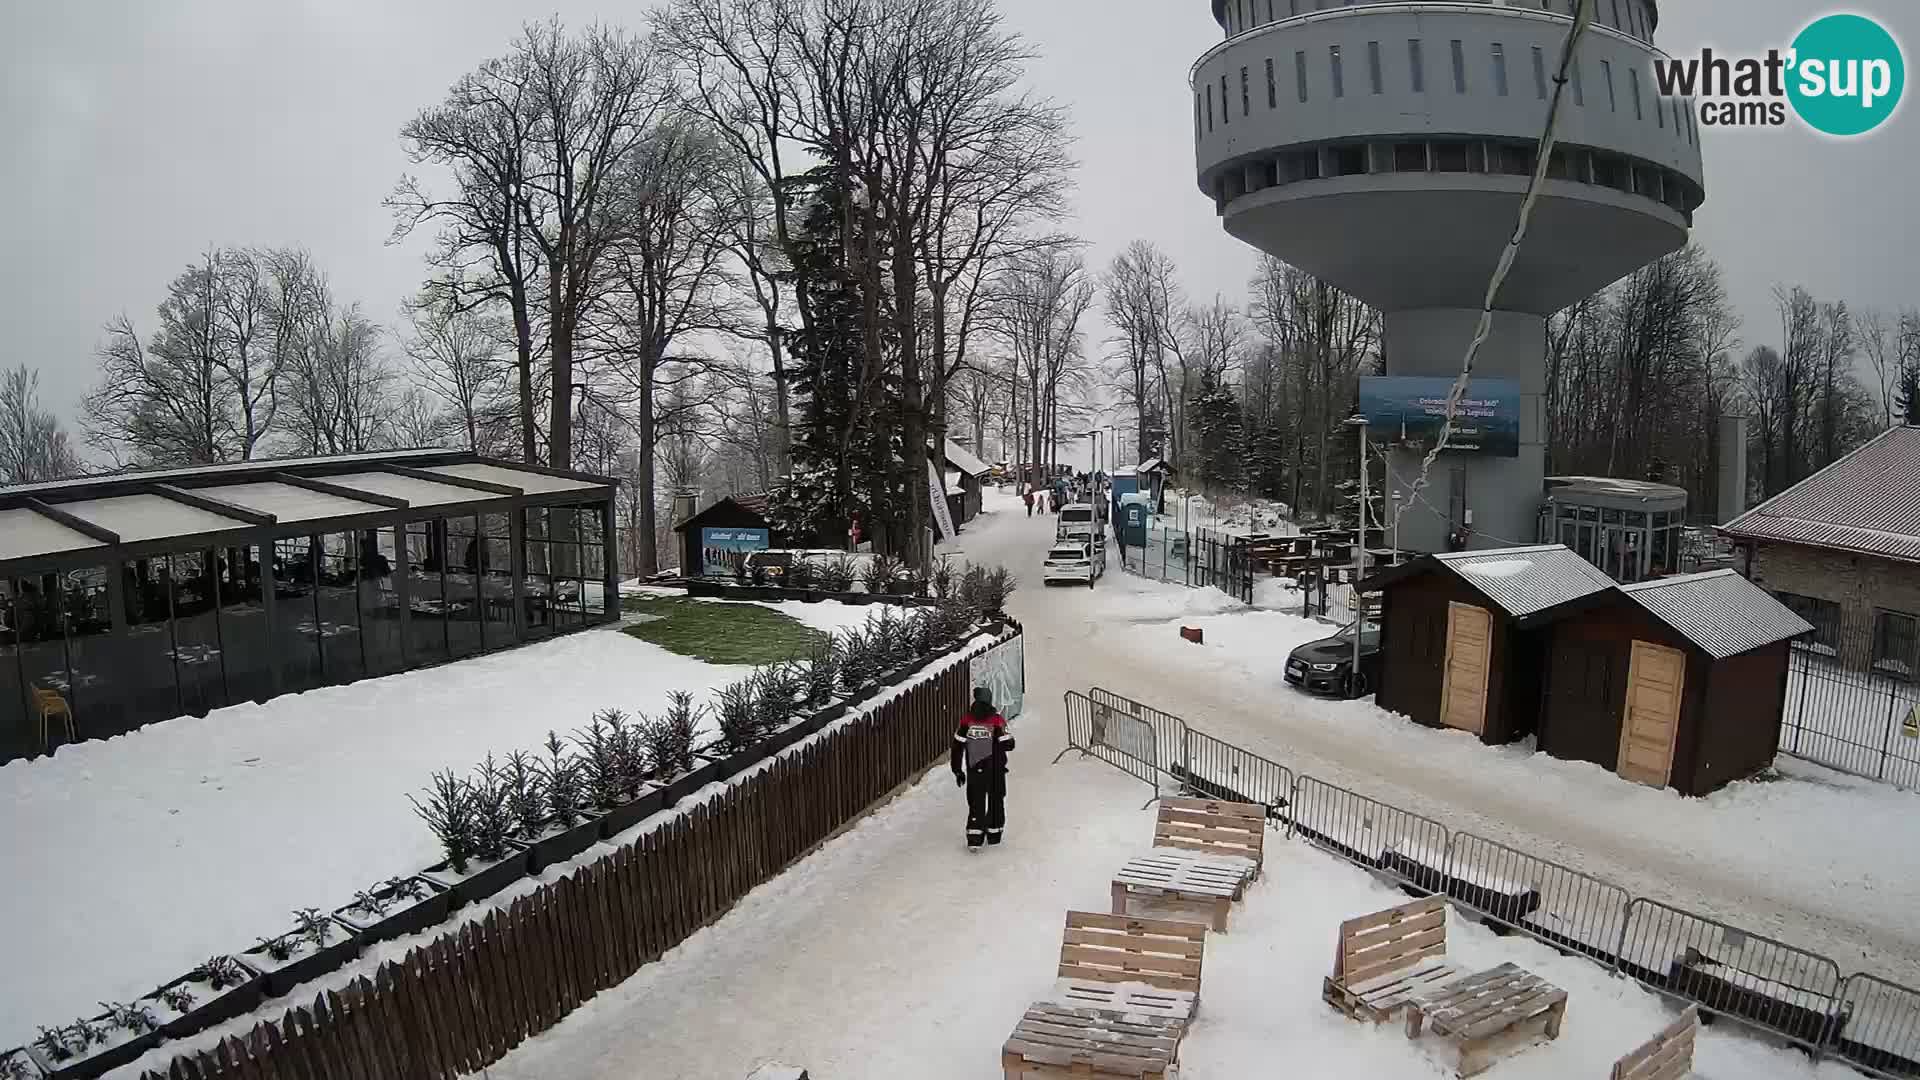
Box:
1056 687 1920 1077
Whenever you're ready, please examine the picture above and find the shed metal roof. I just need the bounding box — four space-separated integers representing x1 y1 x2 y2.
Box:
0 507 105 563
1621 569 1814 659
1722 425 1920 563
197 481 388 523
1432 544 1617 618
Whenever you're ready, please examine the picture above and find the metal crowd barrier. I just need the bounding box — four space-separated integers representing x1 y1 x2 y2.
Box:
1054 686 1920 1078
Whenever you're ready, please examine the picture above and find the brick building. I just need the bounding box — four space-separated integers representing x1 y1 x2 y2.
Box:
1721 425 1920 676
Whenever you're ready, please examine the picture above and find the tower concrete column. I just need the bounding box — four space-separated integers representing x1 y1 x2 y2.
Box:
1381 309 1547 554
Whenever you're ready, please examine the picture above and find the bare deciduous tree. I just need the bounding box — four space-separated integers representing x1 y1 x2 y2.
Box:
403 296 509 451
0 365 81 484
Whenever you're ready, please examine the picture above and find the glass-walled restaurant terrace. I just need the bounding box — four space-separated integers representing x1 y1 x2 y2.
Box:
0 452 619 764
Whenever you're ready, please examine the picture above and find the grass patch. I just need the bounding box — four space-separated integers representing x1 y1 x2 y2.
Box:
620 596 826 666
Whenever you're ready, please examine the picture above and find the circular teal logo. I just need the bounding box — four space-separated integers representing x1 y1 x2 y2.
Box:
1787 13 1905 136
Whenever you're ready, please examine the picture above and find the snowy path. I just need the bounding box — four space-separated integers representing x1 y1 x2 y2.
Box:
954 492 1920 988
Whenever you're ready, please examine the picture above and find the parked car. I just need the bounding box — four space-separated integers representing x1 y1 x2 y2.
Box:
1284 618 1381 698
1043 541 1105 587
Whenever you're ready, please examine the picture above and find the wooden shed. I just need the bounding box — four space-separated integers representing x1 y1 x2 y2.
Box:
942 440 992 526
1363 545 1615 745
1540 569 1812 795
672 496 772 578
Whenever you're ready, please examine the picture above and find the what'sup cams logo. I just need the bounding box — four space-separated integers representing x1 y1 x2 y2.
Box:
1653 13 1905 136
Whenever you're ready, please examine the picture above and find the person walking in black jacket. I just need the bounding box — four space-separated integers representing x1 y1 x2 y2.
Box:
951 687 1015 849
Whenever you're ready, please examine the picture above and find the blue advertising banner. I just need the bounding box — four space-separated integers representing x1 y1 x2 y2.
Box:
700 527 770 577
1358 376 1520 457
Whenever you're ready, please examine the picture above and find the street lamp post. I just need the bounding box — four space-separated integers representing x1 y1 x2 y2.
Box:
1344 414 1370 687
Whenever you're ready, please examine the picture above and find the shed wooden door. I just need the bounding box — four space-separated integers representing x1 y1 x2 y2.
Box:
1618 640 1686 788
1439 602 1493 735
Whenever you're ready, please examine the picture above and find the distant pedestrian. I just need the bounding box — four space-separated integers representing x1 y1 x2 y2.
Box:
1023 489 1034 517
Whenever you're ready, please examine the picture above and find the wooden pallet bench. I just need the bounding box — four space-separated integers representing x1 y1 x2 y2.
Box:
1111 850 1254 931
1111 795 1264 931
1322 894 1464 1023
1001 1002 1183 1079
1052 910 1208 1024
1610 1006 1698 1080
1405 961 1569 1078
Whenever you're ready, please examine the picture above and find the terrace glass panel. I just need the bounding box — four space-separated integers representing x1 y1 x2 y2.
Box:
0 582 24 761
360 528 405 676
480 512 516 648
405 521 449 663
61 565 130 741
124 557 180 723
169 551 227 716
274 537 325 693
446 516 484 659
218 545 273 704
316 532 365 683
521 508 554 639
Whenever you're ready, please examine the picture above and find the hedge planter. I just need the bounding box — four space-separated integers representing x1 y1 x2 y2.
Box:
810 700 850 725
708 739 779 781
657 754 732 809
242 923 363 999
27 1011 161 1080
422 840 532 909
591 783 671 844
331 877 454 947
0 1048 42 1078
138 956 267 1043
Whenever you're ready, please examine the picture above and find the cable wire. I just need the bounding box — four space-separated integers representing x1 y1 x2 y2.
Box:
1390 0 1599 539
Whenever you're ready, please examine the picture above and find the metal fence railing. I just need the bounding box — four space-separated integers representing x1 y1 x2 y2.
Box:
1619 898 1846 1049
1058 691 1158 798
1057 686 1920 1078
1781 629 1920 789
1117 526 1254 605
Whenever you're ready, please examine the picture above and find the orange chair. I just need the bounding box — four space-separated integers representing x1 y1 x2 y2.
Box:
32 687 75 750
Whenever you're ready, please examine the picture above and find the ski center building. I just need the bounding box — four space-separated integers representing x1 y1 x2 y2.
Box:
0 451 618 764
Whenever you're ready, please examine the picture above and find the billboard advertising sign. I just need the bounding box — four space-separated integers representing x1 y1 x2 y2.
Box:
700 527 770 577
1358 376 1520 457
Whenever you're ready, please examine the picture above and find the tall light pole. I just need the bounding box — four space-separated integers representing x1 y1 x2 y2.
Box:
1345 414 1370 681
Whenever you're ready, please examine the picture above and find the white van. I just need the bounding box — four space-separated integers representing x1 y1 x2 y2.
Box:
1056 502 1098 544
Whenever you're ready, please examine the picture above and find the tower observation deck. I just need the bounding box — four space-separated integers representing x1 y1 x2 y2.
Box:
1193 0 1704 552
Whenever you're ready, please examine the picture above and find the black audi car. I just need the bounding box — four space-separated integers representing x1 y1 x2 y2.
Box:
1284 619 1382 698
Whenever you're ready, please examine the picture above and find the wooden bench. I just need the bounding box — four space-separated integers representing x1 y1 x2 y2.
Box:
1002 1003 1183 1080
1322 895 1464 1023
1405 962 1569 1078
1112 796 1265 930
1610 1006 1698 1080
1053 910 1208 1023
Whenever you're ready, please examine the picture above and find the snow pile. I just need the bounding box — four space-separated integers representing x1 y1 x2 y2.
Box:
1458 557 1536 579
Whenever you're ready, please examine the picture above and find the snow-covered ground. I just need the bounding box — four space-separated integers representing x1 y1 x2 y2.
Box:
0 596 874 1051
966 487 1920 991
476 700 1845 1079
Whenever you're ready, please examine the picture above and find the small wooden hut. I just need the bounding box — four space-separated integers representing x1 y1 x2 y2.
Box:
1540 569 1811 794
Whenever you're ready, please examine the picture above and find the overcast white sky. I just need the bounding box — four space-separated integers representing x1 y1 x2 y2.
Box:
2 1 1915 429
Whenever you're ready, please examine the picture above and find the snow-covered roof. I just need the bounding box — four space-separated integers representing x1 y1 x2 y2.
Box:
1431 544 1616 618
1621 569 1814 659
942 440 992 477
